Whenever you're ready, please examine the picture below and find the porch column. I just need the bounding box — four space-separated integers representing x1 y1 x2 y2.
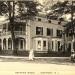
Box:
53 40 56 51
12 40 14 50
6 39 8 50
71 39 74 52
19 40 20 50
46 40 48 51
56 40 58 51
41 40 43 51
1 39 3 50
23 39 25 50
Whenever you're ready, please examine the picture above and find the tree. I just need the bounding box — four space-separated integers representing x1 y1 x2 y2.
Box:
0 1 8 15
15 1 38 20
47 1 73 20
0 1 38 52
10 1 38 52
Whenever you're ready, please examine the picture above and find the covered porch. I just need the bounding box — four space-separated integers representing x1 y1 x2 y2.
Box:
0 37 26 55
14 37 26 51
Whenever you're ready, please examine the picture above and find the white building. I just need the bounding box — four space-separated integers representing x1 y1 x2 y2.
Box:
0 16 66 55
29 17 65 53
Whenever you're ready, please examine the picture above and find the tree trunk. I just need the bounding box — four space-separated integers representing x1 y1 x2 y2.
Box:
8 1 16 54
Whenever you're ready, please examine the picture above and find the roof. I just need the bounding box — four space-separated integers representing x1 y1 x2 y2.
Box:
32 36 49 39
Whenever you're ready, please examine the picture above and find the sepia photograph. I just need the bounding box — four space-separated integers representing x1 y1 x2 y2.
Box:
0 0 75 75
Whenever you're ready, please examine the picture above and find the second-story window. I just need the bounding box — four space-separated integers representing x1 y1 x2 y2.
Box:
3 24 7 31
36 27 43 35
57 30 62 37
47 28 53 36
14 25 26 31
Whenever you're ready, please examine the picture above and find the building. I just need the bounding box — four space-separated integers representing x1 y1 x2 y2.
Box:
29 17 65 53
0 16 66 56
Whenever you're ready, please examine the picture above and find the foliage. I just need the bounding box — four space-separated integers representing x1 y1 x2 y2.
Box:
0 1 8 15
47 1 72 20
0 1 38 19
51 1 68 11
15 1 38 20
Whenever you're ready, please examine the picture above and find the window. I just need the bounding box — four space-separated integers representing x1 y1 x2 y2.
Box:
20 40 23 49
8 38 12 49
36 27 43 35
57 30 62 37
38 18 41 21
14 25 26 31
3 24 6 29
37 40 41 49
52 41 53 49
47 28 51 36
47 28 53 36
43 41 46 47
3 24 7 31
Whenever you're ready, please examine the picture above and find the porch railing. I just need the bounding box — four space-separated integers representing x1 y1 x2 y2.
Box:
14 31 26 35
0 31 26 36
0 31 11 36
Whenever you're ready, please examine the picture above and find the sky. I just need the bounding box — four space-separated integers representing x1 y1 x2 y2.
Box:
36 0 75 5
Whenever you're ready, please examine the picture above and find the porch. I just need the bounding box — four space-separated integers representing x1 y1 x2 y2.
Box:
0 37 26 55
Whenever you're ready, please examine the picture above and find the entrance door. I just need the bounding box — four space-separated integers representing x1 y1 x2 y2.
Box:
3 39 6 50
8 38 12 50
68 43 71 53
20 40 23 49
19 39 25 50
58 41 61 52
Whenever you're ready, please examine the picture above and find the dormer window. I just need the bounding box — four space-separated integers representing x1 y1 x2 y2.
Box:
3 24 7 32
38 18 41 21
3 24 6 29
58 18 63 24
59 18 64 21
48 20 51 23
58 21 61 25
